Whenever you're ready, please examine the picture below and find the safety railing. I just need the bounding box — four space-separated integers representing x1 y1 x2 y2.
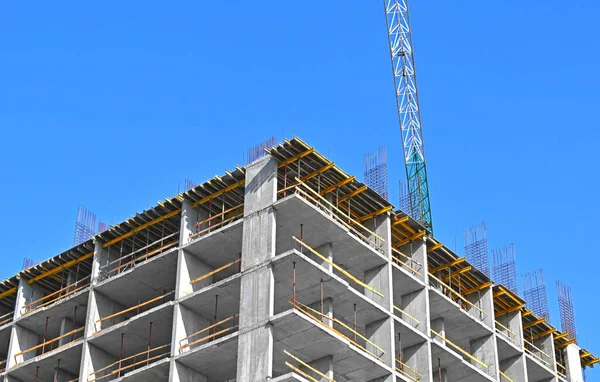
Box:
495 320 517 344
499 370 514 382
88 343 171 381
0 359 6 373
190 258 241 285
178 314 239 352
293 236 384 298
22 276 91 316
391 248 422 277
430 329 488 369
281 179 386 255
284 349 336 382
0 311 13 326
95 291 174 333
100 232 179 280
190 203 244 240
524 339 552 367
395 358 422 382
291 298 386 363
14 327 84 364
556 362 567 379
428 273 487 323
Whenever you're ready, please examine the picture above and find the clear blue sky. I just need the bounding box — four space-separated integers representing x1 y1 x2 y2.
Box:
1 0 598 376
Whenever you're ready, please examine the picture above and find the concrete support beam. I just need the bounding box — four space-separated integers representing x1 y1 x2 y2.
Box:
500 354 527 382
236 156 277 381
470 334 499 379
564 343 584 382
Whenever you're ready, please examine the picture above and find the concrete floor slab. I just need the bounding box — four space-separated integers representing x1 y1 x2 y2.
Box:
7 340 82 381
115 357 170 382
429 288 492 348
89 302 173 357
16 289 88 337
95 248 178 308
181 218 243 269
274 195 388 274
271 372 311 382
273 250 389 329
526 353 556 381
179 273 241 320
272 310 392 382
175 332 238 381
496 333 522 361
431 340 495 382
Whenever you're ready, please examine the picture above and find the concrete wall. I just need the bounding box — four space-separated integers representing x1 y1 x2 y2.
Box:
88 290 127 332
500 354 527 381
6 325 38 367
172 304 210 355
176 250 213 297
171 361 207 382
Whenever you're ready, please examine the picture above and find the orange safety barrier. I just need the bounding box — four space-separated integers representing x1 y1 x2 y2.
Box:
190 203 244 239
0 311 12 326
88 343 170 381
14 327 84 363
95 292 174 329
178 314 239 351
22 276 91 316
189 258 241 285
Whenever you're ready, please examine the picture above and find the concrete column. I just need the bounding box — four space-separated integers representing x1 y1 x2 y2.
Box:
496 310 523 347
171 361 208 382
6 325 38 367
535 333 557 371
175 250 213 298
431 318 445 344
466 285 494 328
171 303 210 356
86 290 126 333
564 343 584 382
79 342 118 382
13 278 43 319
309 297 333 328
90 239 117 284
314 243 333 272
366 317 394 367
180 199 198 245
399 288 428 334
500 354 527 382
399 236 427 283
470 334 499 379
365 264 391 310
58 317 74 346
307 355 333 381
236 156 277 381
403 342 434 382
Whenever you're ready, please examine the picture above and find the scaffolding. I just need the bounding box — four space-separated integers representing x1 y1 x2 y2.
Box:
73 205 97 246
522 269 550 321
364 146 389 201
492 244 518 294
464 221 490 278
557 280 577 341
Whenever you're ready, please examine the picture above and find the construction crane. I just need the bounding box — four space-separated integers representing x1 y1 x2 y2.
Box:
383 0 433 233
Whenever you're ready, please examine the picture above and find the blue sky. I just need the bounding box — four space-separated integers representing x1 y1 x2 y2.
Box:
1 0 598 376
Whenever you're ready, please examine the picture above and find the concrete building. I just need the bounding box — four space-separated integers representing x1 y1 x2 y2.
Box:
0 137 597 381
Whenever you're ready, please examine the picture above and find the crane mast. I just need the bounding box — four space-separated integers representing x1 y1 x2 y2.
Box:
384 0 433 233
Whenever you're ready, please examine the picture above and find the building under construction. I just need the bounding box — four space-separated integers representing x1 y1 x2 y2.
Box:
0 138 597 382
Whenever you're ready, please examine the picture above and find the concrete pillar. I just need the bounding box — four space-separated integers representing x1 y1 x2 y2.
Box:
175 250 214 298
171 361 208 382
399 236 427 283
364 264 391 310
58 317 74 346
87 290 126 333
535 333 557 370
79 342 118 382
470 334 499 379
171 303 211 356
431 318 445 344
13 278 43 319
564 343 584 382
496 310 523 347
500 354 527 382
91 239 117 284
180 199 198 245
466 285 494 328
366 317 394 367
236 156 277 381
403 342 434 382
309 297 333 328
314 243 333 272
307 355 333 381
399 288 428 333
6 325 38 367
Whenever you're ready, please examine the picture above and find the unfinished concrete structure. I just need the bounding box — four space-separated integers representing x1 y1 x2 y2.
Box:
0 138 597 382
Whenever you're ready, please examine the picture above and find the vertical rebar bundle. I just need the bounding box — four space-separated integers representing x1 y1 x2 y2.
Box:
398 181 412 216
557 280 577 341
73 205 97 246
21 257 36 270
492 244 518 294
522 269 550 321
364 146 389 201
247 137 276 164
464 222 490 277
98 222 108 234
184 179 197 192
